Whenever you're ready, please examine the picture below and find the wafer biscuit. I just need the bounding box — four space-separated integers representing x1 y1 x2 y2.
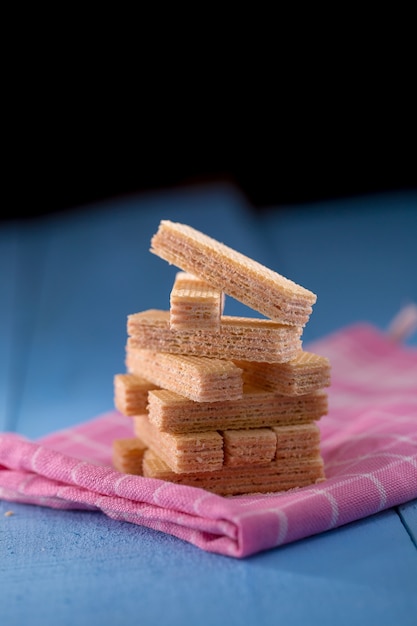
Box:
126 348 243 402
127 310 303 363
133 414 224 473
114 373 158 416
147 387 328 433
235 351 331 396
112 437 147 474
222 428 277 467
142 449 325 496
150 220 316 325
273 423 321 460
170 271 225 330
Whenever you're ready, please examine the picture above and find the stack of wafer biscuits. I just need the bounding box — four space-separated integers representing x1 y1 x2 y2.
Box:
112 220 330 496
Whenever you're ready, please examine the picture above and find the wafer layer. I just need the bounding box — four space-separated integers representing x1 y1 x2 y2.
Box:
127 310 303 363
235 351 331 396
133 414 224 473
134 415 322 473
222 428 277 467
147 387 328 433
112 438 147 474
170 271 224 330
114 373 158 416
142 449 325 496
273 423 321 459
126 348 243 402
150 220 316 325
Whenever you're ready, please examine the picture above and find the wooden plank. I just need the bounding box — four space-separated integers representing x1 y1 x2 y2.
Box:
0 220 53 434
0 222 18 431
398 498 417 547
258 191 417 345
1 501 416 626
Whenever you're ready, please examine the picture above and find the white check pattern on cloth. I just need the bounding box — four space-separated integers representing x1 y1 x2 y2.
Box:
0 322 416 558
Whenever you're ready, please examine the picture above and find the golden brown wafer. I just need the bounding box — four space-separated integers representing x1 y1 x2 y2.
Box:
147 387 328 433
126 348 243 402
222 428 277 467
114 373 158 416
133 414 224 473
170 271 225 330
127 310 303 363
150 220 316 325
112 437 147 474
235 351 331 396
142 449 325 496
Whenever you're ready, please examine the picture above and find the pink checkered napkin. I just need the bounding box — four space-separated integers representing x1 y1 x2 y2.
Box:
0 323 416 558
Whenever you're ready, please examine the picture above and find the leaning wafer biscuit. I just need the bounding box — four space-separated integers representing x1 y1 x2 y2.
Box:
112 437 147 474
222 428 277 467
126 348 243 402
114 373 158 416
235 351 331 396
147 387 328 433
142 449 325 496
127 310 303 363
133 414 224 473
170 271 225 330
150 220 316 325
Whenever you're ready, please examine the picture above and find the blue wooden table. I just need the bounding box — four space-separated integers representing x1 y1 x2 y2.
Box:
1 183 416 625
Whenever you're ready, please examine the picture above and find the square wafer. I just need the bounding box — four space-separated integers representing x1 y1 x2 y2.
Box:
133 414 224 473
170 271 225 330
273 423 322 460
235 351 331 396
150 220 316 325
112 437 147 474
222 428 277 467
114 373 158 416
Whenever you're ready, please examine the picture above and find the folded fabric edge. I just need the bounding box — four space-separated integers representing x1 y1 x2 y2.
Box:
0 433 244 556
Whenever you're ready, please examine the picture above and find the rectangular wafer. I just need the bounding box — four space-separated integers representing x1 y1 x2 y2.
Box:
142 448 325 496
126 348 243 402
112 437 147 474
235 351 331 396
147 387 328 433
114 373 158 416
133 414 224 473
127 310 303 363
150 220 317 325
170 271 225 330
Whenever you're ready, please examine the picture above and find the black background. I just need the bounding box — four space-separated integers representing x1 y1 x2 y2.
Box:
5 37 416 221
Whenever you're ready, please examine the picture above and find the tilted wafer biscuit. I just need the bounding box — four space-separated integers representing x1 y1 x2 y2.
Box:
126 348 243 402
235 351 331 396
133 414 224 473
142 449 325 496
112 437 147 474
222 428 277 467
114 373 158 416
150 220 316 325
127 310 303 363
170 271 225 330
147 387 328 433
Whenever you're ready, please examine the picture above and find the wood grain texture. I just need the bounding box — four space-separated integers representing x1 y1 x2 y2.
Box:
1 501 416 626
